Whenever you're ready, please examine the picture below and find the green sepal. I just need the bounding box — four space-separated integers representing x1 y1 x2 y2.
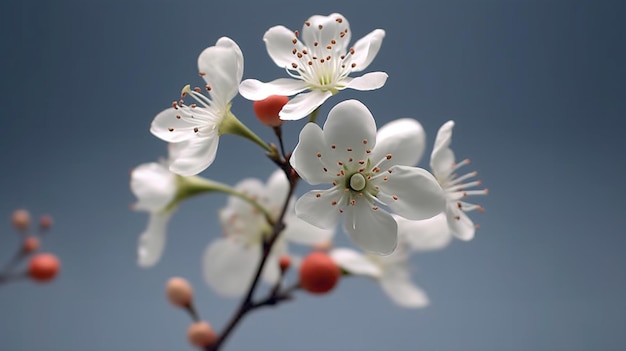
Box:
219 105 271 152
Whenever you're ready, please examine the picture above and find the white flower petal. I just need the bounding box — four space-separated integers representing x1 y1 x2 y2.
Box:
239 78 308 101
290 123 335 184
394 213 452 252
130 162 177 212
197 37 243 107
329 248 382 278
202 238 261 297
343 72 388 91
225 177 266 215
446 202 476 241
379 265 429 308
322 99 377 162
233 177 266 200
378 165 445 221
302 13 351 53
261 253 282 286
137 212 172 268
431 120 456 178
343 200 398 255
295 188 343 230
350 29 385 72
150 108 197 143
264 170 290 210
219 177 266 237
168 134 219 176
282 211 335 245
263 25 306 68
370 118 426 169
279 90 333 121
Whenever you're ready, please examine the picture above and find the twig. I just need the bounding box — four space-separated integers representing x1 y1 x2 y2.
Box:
206 158 300 351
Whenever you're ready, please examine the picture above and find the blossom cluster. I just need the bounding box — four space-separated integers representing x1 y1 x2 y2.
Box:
131 12 487 350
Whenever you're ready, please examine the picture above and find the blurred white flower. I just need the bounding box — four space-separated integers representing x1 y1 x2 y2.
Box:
394 213 453 251
330 239 429 308
203 170 334 297
289 100 445 255
150 37 244 176
239 13 387 120
130 154 178 268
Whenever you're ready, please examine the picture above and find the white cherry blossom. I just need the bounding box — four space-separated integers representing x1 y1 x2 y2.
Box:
239 13 388 121
290 100 445 255
430 120 488 241
203 170 334 297
394 213 453 251
330 238 429 308
130 156 178 268
150 37 244 176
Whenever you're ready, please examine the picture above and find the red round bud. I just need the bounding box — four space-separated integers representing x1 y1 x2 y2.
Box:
166 277 193 307
12 209 31 232
299 252 341 294
22 236 40 253
279 255 292 272
39 215 53 230
187 321 217 348
28 253 60 283
253 95 289 127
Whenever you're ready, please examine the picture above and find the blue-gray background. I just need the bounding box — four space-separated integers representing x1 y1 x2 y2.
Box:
1 0 624 350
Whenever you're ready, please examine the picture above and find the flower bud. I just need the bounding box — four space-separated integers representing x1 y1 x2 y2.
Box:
166 277 193 307
279 255 291 272
299 251 340 294
28 253 60 283
187 321 217 348
22 236 40 253
253 95 289 127
39 215 53 231
12 209 30 232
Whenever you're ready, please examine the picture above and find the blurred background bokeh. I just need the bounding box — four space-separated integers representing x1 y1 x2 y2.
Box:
1 0 625 350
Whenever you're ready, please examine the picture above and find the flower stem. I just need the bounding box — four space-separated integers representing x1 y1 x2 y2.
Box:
272 126 287 160
206 159 300 351
0 271 27 285
308 107 320 124
0 248 26 277
220 110 271 152
171 175 274 226
184 302 201 323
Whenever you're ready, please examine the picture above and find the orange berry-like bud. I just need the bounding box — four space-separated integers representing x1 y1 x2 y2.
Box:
12 209 31 231
187 321 217 348
279 255 292 272
166 277 193 307
253 95 289 127
39 215 53 230
299 251 340 294
28 253 60 283
22 236 40 253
